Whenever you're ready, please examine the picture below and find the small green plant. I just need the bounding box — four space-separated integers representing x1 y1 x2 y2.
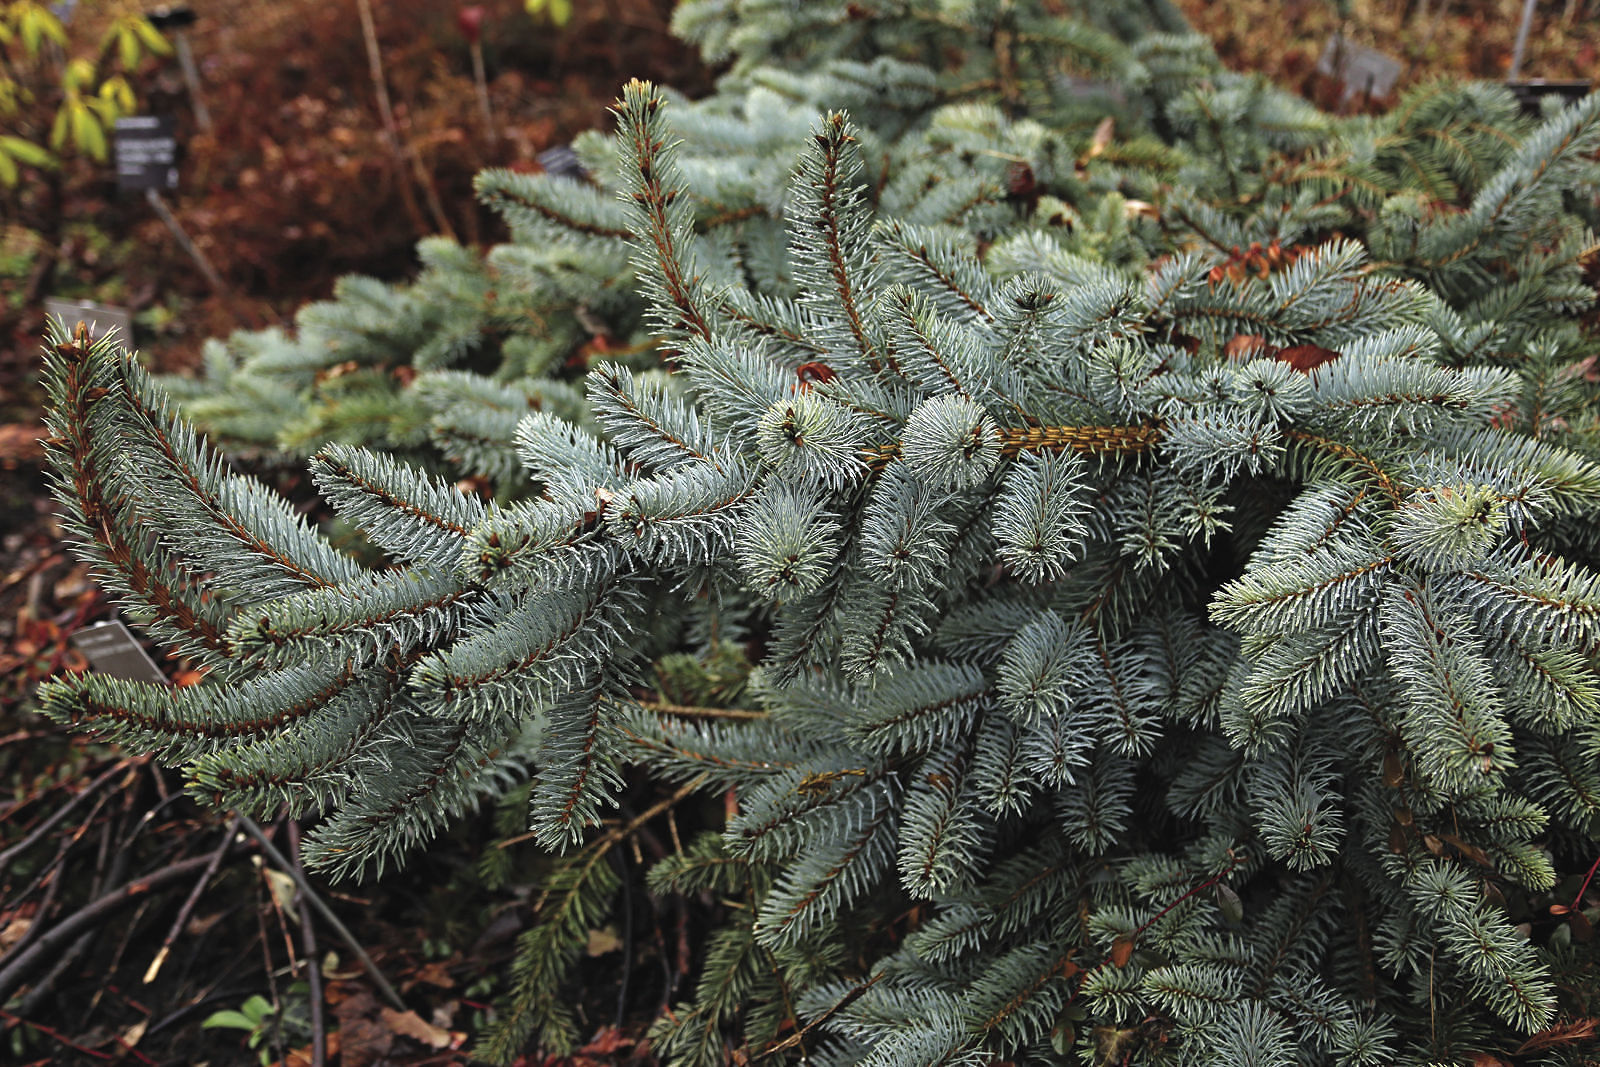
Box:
201 986 311 1066
0 1 168 186
524 0 573 27
201 993 277 1064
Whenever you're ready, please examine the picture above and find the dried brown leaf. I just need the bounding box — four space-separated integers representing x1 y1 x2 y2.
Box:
1514 1016 1600 1054
1276 343 1342 373
380 1006 456 1049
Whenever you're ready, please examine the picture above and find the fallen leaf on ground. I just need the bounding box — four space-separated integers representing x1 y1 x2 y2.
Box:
120 1019 148 1048
586 924 623 956
285 1032 341 1067
1515 1016 1600 1053
333 988 393 1067
403 957 457 991
381 1006 460 1049
581 1026 633 1055
0 911 34 953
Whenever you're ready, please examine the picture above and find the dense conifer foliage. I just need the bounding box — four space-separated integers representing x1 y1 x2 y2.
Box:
39 2 1600 1063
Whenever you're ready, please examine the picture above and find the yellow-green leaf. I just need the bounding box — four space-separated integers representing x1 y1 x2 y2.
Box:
19 5 43 54
132 17 172 56
525 0 572 22
117 25 140 71
0 134 56 169
64 57 96 92
18 3 67 54
48 101 71 151
40 6 67 46
0 149 18 188
70 100 107 161
200 1010 259 1032
86 94 119 125
99 76 136 115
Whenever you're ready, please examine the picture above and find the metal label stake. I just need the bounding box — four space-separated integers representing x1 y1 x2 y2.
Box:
113 115 226 294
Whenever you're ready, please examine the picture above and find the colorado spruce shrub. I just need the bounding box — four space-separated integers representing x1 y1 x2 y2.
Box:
38 3 1600 1064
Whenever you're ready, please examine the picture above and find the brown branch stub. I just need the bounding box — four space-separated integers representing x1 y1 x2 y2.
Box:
860 422 1161 472
1000 423 1162 457
639 699 768 721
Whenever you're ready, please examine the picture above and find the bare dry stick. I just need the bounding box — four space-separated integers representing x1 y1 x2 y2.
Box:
639 698 768 721
144 814 240 984
1421 0 1454 50
145 189 228 295
234 815 406 1012
1509 0 1538 80
471 40 497 148
0 759 135 877
498 774 710 853
353 0 440 237
288 821 328 1067
0 852 226 1003
0 1007 117 1061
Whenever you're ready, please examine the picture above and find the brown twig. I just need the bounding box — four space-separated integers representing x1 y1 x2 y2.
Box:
0 759 133 875
0 728 58 752
1569 851 1600 913
12 809 124 1016
144 188 229 295
261 839 302 983
287 821 327 1067
6 775 114 916
752 971 885 1062
1056 854 1249 1020
639 698 768 721
4 837 71 961
251 859 286 1067
0 851 227 1003
94 898 155 1013
353 0 430 236
234 815 405 1011
0 1006 117 1060
609 847 634 1030
499 774 710 855
145 814 240 984
14 929 92 1019
470 40 496 149
77 810 137 1023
